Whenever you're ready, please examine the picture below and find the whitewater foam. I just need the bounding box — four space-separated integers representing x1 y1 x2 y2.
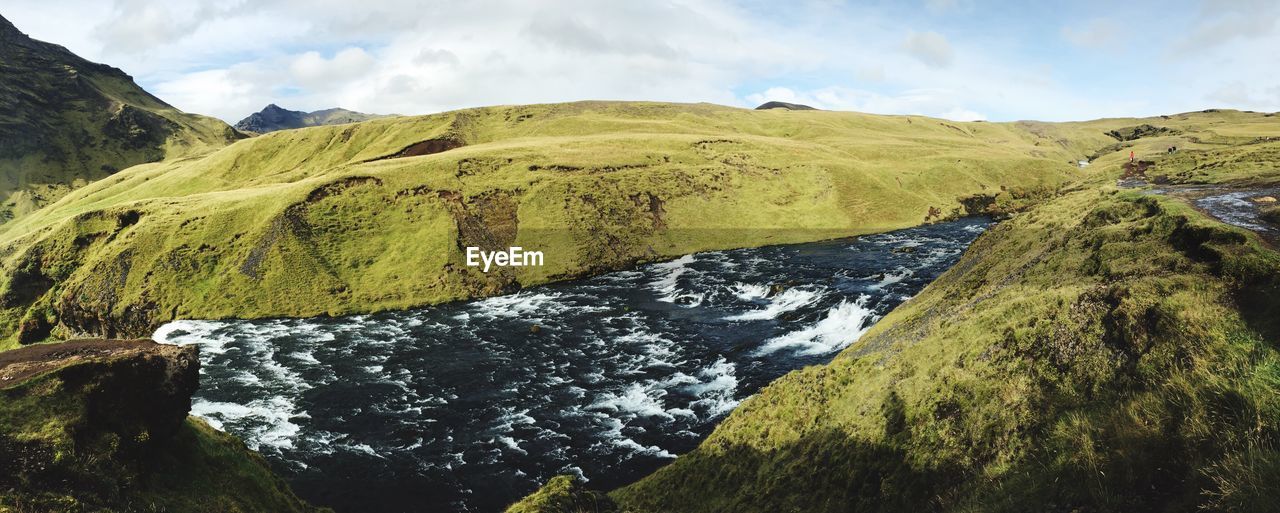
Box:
192 396 302 451
725 287 822 321
650 254 703 304
754 296 878 356
870 267 913 290
730 282 771 301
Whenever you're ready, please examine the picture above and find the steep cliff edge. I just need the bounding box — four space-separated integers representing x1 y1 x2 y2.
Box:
0 339 323 512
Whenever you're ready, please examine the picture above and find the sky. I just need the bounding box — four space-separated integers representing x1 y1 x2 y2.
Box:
4 0 1279 123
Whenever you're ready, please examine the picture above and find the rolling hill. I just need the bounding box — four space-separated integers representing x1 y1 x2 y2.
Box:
509 110 1280 513
0 100 1122 347
0 14 240 221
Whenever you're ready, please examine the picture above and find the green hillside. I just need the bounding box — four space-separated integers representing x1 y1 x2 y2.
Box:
605 187 1280 512
0 100 1118 347
503 109 1280 512
0 14 240 221
0 339 324 513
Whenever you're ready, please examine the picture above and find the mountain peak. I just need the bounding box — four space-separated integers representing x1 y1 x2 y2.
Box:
234 104 388 134
0 14 20 35
0 14 29 43
0 12 239 218
755 101 818 111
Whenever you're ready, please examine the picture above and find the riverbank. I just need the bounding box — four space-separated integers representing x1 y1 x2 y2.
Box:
0 339 324 512
0 101 1100 348
513 186 1280 512
1140 184 1280 246
153 217 991 513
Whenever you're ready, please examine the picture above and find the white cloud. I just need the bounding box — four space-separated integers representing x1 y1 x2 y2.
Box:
122 0 823 121
744 86 987 121
91 0 242 54
1206 81 1280 110
1061 18 1120 49
1175 0 1279 52
855 64 885 83
901 31 954 68
290 48 376 89
3 0 1271 123
924 0 959 15
939 108 986 122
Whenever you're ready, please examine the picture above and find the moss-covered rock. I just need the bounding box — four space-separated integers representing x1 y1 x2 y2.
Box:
505 475 617 513
1260 204 1280 227
0 339 324 513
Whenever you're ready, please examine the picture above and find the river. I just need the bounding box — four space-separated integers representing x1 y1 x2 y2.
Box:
154 217 991 513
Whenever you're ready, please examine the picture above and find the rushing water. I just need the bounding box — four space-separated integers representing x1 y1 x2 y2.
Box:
1191 187 1280 243
1143 184 1280 244
154 218 991 513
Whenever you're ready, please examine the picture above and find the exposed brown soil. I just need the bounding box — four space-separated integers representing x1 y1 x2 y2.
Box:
1121 160 1156 178
0 339 171 385
364 137 464 162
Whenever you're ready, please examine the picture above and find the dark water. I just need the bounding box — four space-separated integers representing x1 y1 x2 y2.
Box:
1144 185 1280 244
1191 188 1280 243
155 218 991 513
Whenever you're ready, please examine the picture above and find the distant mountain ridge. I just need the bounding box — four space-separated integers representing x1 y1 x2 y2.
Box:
0 14 240 220
234 104 389 133
755 101 817 110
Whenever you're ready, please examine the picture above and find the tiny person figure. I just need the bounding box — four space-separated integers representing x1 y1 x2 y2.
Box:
1129 150 1135 162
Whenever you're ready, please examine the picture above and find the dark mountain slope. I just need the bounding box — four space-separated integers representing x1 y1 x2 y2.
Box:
234 104 389 133
755 101 817 110
0 14 240 220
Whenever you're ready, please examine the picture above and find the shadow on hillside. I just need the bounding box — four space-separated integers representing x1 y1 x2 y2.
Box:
613 425 964 513
1238 277 1280 346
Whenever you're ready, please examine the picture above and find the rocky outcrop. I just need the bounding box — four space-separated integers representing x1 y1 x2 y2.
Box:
0 339 323 512
234 104 389 133
1105 124 1175 141
0 340 197 499
754 101 817 111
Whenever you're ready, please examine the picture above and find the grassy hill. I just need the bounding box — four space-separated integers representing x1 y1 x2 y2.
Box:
0 100 1121 347
505 109 1280 513
603 187 1280 512
0 14 240 221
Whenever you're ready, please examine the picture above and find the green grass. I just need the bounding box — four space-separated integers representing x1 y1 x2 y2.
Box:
602 188 1280 512
0 101 1121 347
504 476 616 513
1065 110 1280 186
4 103 1280 350
0 350 322 513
